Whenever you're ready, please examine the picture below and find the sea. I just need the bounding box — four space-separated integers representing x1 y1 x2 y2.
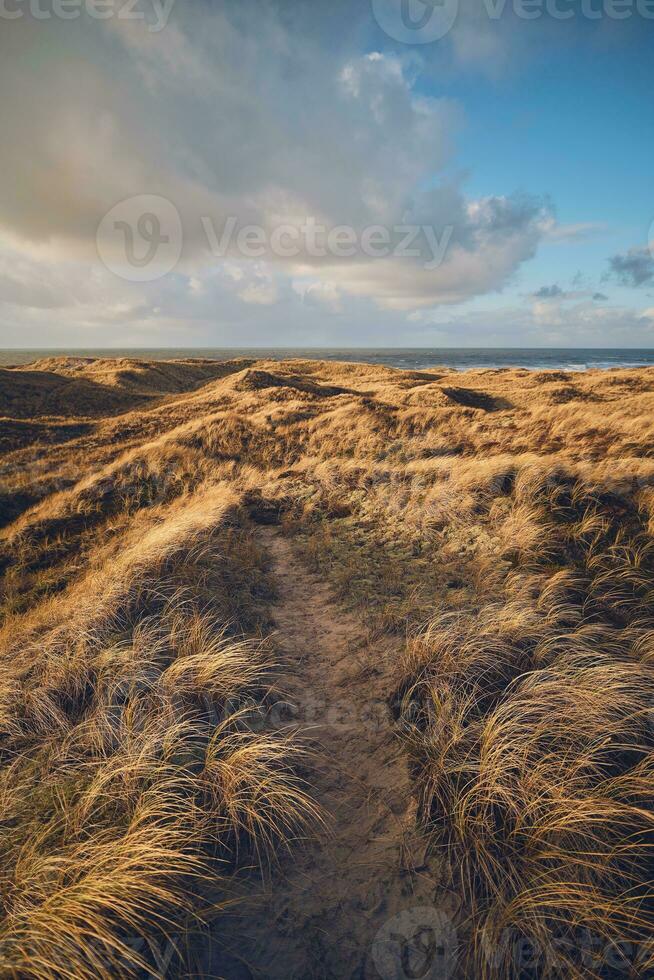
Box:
1 348 654 372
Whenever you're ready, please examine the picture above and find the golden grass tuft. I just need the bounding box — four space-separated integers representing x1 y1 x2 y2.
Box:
398 477 654 977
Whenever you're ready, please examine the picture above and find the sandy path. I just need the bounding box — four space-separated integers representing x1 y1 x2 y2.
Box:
213 528 453 980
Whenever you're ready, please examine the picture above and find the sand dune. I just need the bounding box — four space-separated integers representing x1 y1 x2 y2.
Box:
1 357 653 978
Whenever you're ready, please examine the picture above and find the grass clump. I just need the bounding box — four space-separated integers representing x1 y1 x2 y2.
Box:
397 477 654 978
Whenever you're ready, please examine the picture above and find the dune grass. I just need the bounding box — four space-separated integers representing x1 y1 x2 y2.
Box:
1 355 654 976
396 477 654 977
0 488 316 978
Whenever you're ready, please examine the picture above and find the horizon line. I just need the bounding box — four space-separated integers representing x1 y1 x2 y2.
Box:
3 346 654 353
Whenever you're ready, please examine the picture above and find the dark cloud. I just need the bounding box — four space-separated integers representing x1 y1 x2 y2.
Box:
534 284 564 299
608 247 654 288
593 292 608 301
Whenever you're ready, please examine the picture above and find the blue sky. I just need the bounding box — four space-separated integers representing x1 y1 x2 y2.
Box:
393 13 654 308
0 0 652 347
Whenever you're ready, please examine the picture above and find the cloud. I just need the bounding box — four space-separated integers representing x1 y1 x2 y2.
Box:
294 281 344 314
1 226 652 350
608 246 654 287
533 284 564 299
414 298 654 347
541 220 607 244
234 266 280 307
0 3 639 348
531 285 613 304
0 5 555 322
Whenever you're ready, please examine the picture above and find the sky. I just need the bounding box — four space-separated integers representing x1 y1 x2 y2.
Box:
0 0 653 348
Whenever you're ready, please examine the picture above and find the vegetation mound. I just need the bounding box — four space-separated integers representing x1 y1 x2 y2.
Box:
0 358 256 419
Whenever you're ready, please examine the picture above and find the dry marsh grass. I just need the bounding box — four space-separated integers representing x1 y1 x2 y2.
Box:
1 355 654 976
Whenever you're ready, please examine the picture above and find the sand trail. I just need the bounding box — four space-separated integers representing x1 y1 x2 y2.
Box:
213 528 451 980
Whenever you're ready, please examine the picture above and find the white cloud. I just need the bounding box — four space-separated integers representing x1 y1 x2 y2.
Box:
0 5 559 339
541 218 608 243
414 297 654 346
294 281 344 314
237 267 279 307
0 3 642 349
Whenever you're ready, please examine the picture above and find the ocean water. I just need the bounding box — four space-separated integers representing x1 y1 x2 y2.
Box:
1 348 654 372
